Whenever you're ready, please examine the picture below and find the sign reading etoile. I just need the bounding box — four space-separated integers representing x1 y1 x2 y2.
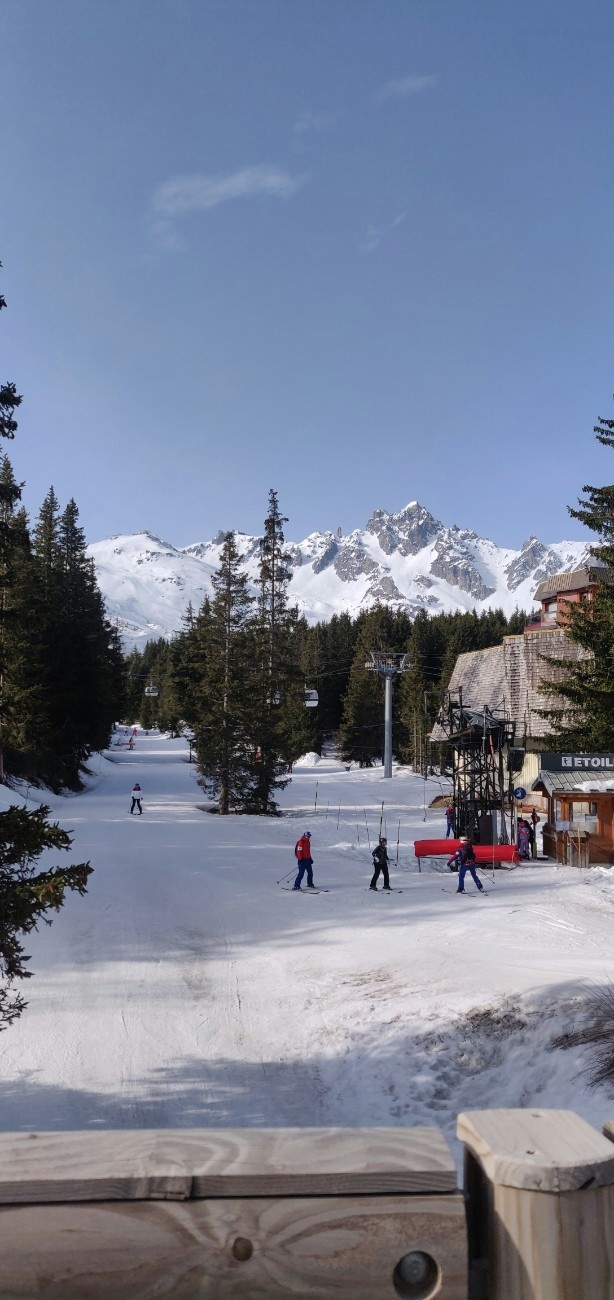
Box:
540 753 614 771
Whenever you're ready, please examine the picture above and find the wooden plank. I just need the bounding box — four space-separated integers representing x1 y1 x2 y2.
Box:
488 1182 614 1300
457 1108 614 1191
0 1131 193 1204
0 1193 467 1298
0 1128 457 1204
190 1128 457 1197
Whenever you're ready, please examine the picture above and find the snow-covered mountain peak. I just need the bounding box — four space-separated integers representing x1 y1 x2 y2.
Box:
365 500 442 556
87 508 590 649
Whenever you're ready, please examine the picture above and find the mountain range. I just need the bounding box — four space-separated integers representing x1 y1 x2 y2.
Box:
87 501 588 650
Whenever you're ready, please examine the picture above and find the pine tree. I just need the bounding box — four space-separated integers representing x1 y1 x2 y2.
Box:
0 265 21 442
0 805 92 1029
167 603 210 732
0 266 94 1030
0 457 31 781
26 492 124 787
192 533 256 812
399 610 446 768
540 407 614 747
249 491 309 813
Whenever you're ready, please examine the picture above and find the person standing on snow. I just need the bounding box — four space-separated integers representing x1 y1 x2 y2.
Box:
517 818 531 859
445 802 455 837
130 783 143 815
447 836 483 894
530 808 540 859
370 836 391 891
293 831 315 890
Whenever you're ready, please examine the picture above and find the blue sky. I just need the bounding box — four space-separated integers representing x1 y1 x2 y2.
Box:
1 0 613 549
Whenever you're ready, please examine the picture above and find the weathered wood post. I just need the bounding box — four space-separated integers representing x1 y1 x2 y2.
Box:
457 1108 614 1300
0 1127 467 1298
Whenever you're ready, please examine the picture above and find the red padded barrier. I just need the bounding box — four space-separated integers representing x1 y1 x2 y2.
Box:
414 838 520 863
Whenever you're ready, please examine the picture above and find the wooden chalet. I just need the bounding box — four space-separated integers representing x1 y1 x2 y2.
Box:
526 564 614 631
532 753 614 866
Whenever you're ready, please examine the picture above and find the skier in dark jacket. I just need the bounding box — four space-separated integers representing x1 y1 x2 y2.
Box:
447 836 483 893
370 837 390 891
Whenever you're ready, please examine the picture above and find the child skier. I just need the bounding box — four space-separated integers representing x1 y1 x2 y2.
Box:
447 836 483 894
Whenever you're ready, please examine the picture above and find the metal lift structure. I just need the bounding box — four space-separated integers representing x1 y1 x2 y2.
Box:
437 689 517 843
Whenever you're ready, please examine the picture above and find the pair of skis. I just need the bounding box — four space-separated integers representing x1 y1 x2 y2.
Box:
280 886 330 894
442 887 489 897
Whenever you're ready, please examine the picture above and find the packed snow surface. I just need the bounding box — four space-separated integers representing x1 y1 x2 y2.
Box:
1 732 613 1174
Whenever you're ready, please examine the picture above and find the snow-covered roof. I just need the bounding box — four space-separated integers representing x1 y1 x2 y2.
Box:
532 771 614 796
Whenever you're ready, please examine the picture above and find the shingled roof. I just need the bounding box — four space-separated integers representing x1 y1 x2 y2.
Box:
431 629 588 742
533 566 613 603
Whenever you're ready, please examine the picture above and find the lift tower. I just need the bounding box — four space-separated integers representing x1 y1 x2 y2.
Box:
365 652 408 778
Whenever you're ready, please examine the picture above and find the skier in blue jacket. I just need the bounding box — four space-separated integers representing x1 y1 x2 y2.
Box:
447 836 484 894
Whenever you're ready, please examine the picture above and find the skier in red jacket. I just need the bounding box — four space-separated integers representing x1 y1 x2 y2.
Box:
293 832 314 890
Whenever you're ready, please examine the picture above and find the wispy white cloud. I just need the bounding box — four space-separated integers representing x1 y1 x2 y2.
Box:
294 109 340 135
358 211 406 255
373 74 437 102
149 164 305 248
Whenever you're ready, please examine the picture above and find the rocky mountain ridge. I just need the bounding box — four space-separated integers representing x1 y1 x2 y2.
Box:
87 501 588 650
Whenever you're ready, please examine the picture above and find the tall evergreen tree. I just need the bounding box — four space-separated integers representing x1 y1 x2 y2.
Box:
0 265 94 1030
250 491 308 812
167 603 211 732
398 610 446 769
0 457 31 781
541 407 614 746
26 492 124 787
193 533 255 812
0 265 21 443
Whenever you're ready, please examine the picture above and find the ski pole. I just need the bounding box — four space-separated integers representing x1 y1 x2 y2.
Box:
276 867 296 885
364 810 371 851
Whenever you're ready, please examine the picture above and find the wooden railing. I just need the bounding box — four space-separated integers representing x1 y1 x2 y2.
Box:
0 1110 613 1298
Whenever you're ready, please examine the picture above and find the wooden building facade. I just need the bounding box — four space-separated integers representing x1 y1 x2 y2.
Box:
532 753 614 866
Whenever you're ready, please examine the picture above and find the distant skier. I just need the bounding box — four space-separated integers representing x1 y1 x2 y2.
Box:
517 818 531 859
530 809 540 859
293 832 314 890
370 837 390 891
445 803 455 837
447 837 483 894
130 783 143 815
